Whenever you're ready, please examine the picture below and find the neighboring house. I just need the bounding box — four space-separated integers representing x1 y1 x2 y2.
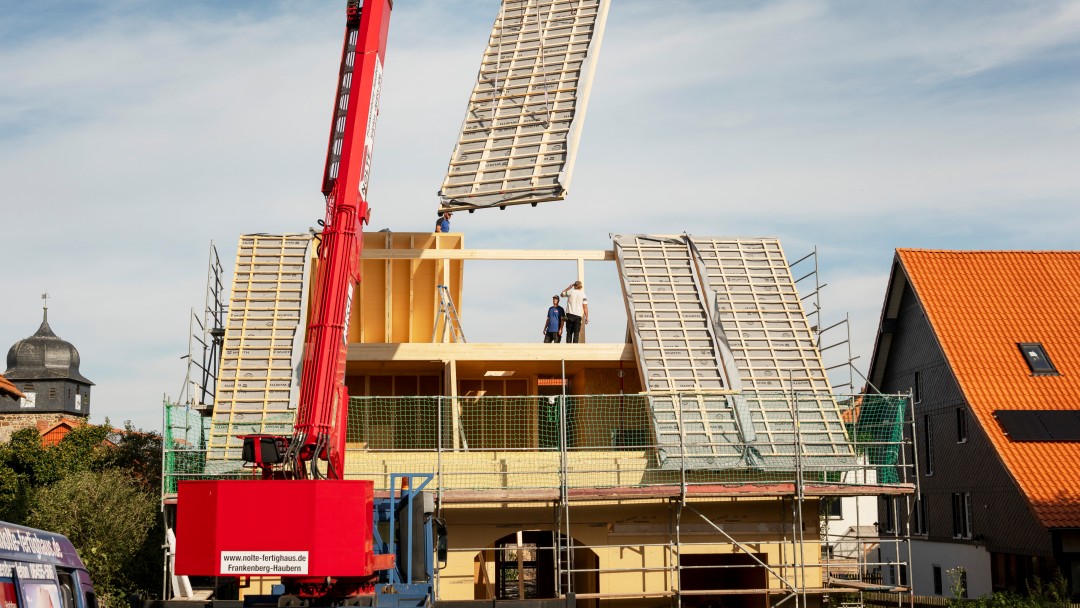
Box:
866 249 1080 599
167 232 915 605
36 416 89 446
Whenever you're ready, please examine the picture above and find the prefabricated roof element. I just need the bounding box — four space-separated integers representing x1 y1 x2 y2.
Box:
614 235 854 472
438 0 610 212
207 234 312 460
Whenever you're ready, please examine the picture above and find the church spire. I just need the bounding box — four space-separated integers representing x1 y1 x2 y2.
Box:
35 292 56 338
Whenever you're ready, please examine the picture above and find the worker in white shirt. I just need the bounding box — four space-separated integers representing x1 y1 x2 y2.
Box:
560 280 589 343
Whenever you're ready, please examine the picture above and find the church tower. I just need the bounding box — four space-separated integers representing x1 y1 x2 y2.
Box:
1 299 93 417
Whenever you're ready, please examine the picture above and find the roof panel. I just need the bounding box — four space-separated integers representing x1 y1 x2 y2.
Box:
614 234 856 472
438 0 610 212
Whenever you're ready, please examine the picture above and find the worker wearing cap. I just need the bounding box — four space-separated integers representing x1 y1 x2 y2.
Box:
543 295 566 343
560 280 588 343
435 211 452 233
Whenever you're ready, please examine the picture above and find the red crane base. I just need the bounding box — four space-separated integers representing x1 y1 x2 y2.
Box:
175 479 377 578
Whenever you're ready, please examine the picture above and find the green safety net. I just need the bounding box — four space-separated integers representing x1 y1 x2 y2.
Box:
852 394 909 484
162 393 912 495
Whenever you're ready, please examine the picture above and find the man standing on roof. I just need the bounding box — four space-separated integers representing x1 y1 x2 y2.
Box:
560 280 588 343
435 211 452 233
543 295 565 343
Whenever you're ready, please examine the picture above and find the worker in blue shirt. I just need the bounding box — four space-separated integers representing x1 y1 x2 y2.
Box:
435 211 452 233
543 295 565 343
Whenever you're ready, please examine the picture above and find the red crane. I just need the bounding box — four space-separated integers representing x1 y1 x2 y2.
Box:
287 0 391 480
175 1 402 601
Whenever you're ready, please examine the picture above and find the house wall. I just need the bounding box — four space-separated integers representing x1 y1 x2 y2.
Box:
0 412 75 442
898 542 989 600
354 232 464 344
876 280 1052 576
435 500 820 604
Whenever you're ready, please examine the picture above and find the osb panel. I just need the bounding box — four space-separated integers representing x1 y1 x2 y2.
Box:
356 232 464 344
582 367 641 395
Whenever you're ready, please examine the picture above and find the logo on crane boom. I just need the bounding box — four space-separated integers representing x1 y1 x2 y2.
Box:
343 283 354 346
359 56 383 202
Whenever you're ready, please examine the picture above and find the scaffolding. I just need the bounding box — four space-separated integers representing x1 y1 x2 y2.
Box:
162 391 916 606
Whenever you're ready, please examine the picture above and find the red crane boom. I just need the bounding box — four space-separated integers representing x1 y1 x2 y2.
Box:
174 1 399 601
286 0 392 479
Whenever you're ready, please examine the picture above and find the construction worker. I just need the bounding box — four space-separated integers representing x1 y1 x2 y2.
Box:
560 280 588 343
543 295 566 343
435 211 452 233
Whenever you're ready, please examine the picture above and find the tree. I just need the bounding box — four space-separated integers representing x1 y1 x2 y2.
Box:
0 427 62 521
28 469 157 607
0 422 166 604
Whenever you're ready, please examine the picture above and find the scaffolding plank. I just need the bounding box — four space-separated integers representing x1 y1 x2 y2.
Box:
438 0 610 212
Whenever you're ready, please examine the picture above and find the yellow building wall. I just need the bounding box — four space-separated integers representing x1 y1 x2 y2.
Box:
433 501 822 604
354 232 464 344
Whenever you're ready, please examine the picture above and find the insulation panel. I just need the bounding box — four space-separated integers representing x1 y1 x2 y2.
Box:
207 234 312 460
438 0 610 212
614 235 855 471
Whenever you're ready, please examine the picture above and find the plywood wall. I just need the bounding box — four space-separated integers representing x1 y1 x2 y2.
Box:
354 232 464 343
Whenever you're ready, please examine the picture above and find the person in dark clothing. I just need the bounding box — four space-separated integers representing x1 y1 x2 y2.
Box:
560 280 588 343
543 295 565 343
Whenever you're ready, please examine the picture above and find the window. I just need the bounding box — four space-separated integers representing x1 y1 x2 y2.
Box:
882 497 896 534
956 408 968 443
1018 342 1058 375
18 582 61 608
822 497 842 519
933 565 943 595
913 371 922 404
923 415 934 476
56 570 76 608
963 494 973 539
913 493 928 535
952 493 973 539
48 387 58 399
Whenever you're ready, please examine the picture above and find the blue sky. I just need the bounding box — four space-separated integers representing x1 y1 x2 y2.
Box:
2 1 1079 430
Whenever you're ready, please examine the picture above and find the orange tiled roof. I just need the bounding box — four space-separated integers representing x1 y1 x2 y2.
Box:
898 249 1080 529
0 374 24 400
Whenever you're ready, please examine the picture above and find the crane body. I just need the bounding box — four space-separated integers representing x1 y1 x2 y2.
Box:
173 1 434 604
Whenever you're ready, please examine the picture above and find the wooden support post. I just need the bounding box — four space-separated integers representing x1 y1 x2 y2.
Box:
577 256 586 343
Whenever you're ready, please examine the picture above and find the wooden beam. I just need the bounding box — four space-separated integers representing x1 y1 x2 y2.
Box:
348 342 634 362
362 248 616 261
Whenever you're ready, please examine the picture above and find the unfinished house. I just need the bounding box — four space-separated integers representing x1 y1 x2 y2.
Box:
867 249 1080 599
165 231 915 606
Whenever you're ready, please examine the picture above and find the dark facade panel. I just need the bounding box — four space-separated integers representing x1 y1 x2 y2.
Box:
876 280 1051 556
0 378 89 416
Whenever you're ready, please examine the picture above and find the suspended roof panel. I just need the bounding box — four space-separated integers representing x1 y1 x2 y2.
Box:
438 0 610 212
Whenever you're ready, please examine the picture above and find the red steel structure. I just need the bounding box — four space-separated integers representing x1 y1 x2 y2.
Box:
175 0 396 599
288 0 392 480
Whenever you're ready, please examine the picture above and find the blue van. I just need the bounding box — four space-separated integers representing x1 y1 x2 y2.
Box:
0 522 96 608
